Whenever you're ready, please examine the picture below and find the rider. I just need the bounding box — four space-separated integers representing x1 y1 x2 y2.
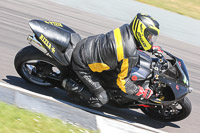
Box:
62 13 160 107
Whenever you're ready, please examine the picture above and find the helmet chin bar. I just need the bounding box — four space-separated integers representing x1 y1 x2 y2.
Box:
147 48 153 52
135 38 153 52
139 45 144 50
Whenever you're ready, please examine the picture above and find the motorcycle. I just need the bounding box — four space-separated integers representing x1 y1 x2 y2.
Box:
14 19 192 122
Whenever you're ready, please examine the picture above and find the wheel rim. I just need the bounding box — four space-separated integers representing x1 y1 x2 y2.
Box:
21 60 61 86
144 101 184 120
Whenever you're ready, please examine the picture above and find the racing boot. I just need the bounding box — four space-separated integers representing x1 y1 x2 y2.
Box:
62 79 107 108
88 90 108 108
62 79 91 100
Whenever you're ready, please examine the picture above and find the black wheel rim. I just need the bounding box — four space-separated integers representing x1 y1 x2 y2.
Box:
144 101 184 121
21 60 61 86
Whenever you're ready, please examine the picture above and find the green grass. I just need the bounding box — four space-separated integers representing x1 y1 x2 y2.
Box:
137 0 200 20
0 102 98 133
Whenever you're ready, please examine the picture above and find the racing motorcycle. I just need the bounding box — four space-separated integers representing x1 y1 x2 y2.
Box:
14 20 192 122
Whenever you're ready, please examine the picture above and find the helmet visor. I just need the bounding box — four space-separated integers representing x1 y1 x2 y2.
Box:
144 29 158 46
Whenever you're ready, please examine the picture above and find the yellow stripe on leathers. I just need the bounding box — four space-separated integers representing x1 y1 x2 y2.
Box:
117 59 129 93
114 28 129 93
114 28 124 61
88 63 110 72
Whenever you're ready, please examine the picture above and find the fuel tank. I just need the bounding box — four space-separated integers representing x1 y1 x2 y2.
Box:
130 51 152 84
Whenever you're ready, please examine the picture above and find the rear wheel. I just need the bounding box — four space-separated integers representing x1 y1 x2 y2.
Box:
141 97 192 122
14 46 67 87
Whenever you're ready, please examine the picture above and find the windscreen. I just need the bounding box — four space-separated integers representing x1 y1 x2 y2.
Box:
159 59 189 87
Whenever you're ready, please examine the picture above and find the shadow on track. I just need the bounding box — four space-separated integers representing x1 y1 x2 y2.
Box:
3 75 180 129
3 75 67 99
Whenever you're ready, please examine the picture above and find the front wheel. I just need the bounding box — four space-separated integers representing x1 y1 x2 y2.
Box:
141 97 192 122
14 46 67 87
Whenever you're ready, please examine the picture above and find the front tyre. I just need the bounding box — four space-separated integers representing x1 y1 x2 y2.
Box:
141 97 192 122
14 46 67 87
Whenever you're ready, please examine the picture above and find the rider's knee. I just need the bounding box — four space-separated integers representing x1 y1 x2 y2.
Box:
96 90 109 105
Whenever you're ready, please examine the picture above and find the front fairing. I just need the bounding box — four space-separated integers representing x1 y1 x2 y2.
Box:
159 51 190 100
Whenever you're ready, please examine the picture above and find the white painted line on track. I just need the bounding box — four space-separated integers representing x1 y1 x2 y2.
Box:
0 82 56 101
96 115 167 133
96 115 154 133
0 82 167 133
0 82 104 114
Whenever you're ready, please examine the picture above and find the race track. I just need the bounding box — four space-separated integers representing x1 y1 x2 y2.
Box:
0 0 200 132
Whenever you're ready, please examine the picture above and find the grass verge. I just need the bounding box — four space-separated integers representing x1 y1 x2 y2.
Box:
137 0 200 20
0 101 98 133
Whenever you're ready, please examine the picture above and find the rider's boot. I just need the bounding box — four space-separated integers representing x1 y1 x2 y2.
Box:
62 79 105 107
62 79 91 99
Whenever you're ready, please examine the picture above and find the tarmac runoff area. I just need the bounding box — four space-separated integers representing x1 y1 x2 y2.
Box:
0 82 166 133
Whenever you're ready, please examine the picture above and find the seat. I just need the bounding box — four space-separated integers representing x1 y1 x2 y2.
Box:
64 33 81 64
43 25 71 52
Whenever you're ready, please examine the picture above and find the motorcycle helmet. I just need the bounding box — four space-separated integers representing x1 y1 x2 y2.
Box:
130 13 160 51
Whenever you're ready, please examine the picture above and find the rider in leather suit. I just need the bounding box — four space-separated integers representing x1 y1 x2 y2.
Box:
62 13 160 107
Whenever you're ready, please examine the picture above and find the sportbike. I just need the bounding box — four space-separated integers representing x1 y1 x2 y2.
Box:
14 20 192 122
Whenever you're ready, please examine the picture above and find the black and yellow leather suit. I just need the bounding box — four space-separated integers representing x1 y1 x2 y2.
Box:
71 24 140 107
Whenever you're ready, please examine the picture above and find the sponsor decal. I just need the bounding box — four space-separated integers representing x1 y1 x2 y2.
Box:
131 75 138 81
44 21 63 27
140 24 143 33
137 32 147 47
39 34 56 54
176 85 179 90
178 61 182 67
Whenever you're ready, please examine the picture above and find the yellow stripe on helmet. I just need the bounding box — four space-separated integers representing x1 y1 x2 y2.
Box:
132 16 137 33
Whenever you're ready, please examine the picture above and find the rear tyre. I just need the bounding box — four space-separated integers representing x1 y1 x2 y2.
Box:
141 97 192 122
14 46 67 87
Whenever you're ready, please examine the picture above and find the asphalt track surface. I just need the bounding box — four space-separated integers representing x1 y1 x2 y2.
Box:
51 0 200 46
0 0 200 132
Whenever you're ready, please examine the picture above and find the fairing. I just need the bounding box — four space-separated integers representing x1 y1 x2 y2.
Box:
29 19 79 66
131 51 152 84
130 50 190 101
159 51 190 100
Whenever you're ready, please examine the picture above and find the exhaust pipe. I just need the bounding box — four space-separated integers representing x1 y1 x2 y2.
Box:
27 35 49 55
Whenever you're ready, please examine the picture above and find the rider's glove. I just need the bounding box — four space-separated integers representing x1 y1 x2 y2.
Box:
152 46 163 57
135 86 153 100
152 46 163 53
